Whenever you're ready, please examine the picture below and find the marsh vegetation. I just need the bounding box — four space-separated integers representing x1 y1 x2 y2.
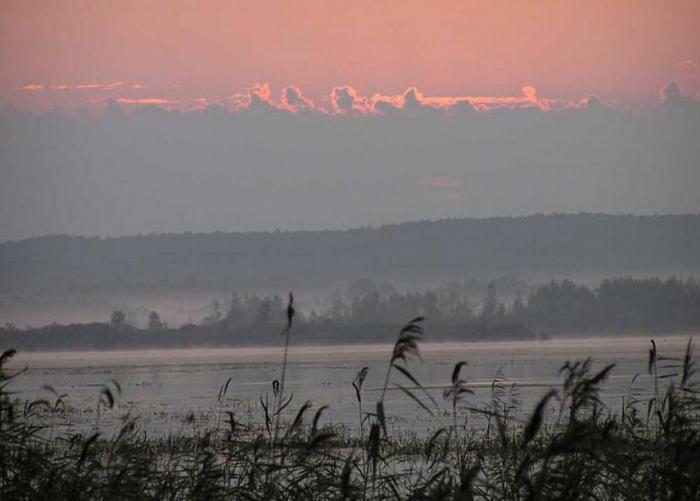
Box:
2 304 699 499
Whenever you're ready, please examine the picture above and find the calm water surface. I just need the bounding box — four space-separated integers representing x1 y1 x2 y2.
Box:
6 335 695 435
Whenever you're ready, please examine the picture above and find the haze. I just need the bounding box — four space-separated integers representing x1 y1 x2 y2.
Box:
2 0 700 240
0 84 698 241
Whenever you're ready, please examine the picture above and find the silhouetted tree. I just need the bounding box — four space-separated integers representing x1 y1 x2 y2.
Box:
256 298 273 324
148 311 163 330
329 290 348 321
225 292 245 326
110 310 126 330
201 300 222 326
511 291 527 322
480 283 500 325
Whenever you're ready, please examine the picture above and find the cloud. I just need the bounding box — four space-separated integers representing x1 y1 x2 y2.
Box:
231 82 282 112
11 82 699 116
370 87 470 115
20 81 127 92
403 87 423 108
658 82 700 113
522 85 537 102
661 82 682 102
6 81 597 115
331 86 372 115
1 81 698 241
371 97 401 114
116 98 171 105
62 82 125 91
660 81 691 107
356 85 554 115
248 82 272 106
419 176 462 189
115 97 211 111
583 95 608 111
466 85 552 111
280 86 315 113
367 92 402 113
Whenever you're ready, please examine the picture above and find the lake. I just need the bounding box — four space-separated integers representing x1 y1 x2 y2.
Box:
5 335 694 436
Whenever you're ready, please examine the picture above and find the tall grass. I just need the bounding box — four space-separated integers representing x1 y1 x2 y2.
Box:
1 320 699 500
272 293 295 444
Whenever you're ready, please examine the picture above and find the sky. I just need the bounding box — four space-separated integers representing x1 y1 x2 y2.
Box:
0 1 699 241
1 0 699 112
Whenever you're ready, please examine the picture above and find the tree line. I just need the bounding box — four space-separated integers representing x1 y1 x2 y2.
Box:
297 276 700 333
2 276 698 350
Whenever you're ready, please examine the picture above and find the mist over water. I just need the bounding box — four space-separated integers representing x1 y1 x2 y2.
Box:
8 335 689 436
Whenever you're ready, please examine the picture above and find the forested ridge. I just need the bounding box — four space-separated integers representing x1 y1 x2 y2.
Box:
1 213 699 294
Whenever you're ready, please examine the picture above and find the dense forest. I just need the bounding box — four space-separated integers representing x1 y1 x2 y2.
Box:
2 276 698 350
1 214 699 295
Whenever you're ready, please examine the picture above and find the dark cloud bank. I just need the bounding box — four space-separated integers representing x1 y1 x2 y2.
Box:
0 83 699 242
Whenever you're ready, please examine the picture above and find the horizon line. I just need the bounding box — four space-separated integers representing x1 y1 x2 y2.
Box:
4 211 700 245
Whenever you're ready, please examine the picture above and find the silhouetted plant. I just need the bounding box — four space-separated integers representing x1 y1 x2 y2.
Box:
273 293 295 443
352 366 368 441
443 361 472 432
1 334 699 500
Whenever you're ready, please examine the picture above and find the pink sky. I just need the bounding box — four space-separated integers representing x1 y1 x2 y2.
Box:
1 0 699 112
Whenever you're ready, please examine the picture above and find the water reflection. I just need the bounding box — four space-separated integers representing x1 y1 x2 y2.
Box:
8 335 692 435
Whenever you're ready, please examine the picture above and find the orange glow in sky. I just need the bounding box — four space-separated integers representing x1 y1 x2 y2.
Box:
1 0 699 112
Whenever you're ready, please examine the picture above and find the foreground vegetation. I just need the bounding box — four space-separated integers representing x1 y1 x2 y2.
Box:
1 312 699 499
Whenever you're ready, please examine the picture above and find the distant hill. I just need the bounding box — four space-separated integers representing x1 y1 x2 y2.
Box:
1 214 699 294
